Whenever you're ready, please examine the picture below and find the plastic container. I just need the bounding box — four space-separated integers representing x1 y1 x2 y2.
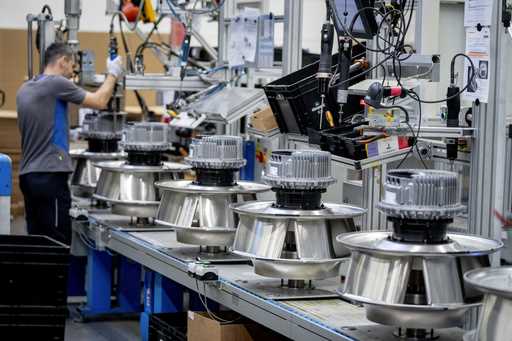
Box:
315 122 369 160
263 57 340 135
0 301 67 340
149 312 187 341
0 235 70 306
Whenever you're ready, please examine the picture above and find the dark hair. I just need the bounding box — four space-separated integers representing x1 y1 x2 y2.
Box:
44 43 73 67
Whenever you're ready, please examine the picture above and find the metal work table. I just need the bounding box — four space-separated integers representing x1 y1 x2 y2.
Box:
86 213 465 341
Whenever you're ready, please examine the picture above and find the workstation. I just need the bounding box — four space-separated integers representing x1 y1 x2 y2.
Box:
0 0 511 340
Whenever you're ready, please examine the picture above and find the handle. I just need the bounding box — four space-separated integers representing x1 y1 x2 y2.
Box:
446 86 461 127
109 36 118 60
318 22 334 76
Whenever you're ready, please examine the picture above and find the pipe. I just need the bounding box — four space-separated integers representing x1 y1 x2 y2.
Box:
26 15 34 79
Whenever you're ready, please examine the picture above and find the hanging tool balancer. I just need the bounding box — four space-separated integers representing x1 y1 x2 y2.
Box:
317 19 335 130
108 36 122 113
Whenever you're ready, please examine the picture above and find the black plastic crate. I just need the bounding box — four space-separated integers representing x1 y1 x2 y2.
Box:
264 57 340 135
0 235 70 306
317 122 369 160
0 325 65 341
264 44 368 136
149 312 187 341
0 306 67 341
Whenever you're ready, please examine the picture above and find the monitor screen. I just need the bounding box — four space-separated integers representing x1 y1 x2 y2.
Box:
331 0 378 39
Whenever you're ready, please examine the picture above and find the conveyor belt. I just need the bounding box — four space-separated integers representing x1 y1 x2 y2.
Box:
86 212 465 341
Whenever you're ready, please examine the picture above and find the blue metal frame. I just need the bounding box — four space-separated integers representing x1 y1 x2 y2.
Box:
141 270 184 341
78 249 143 319
240 140 256 181
140 268 220 341
68 256 87 297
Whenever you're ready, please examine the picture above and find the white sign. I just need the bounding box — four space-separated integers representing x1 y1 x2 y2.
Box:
463 27 491 103
227 8 260 67
464 0 493 27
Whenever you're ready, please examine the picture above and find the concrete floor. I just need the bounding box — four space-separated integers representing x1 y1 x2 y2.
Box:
65 318 140 341
12 217 141 341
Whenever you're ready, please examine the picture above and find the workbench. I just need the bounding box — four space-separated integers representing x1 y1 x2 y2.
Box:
74 209 466 341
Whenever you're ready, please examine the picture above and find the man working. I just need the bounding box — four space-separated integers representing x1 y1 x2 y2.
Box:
16 42 124 244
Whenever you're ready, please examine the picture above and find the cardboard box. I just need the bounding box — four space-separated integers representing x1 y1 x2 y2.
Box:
187 311 288 341
250 106 278 132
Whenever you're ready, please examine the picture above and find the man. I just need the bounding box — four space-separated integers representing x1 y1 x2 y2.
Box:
16 42 124 244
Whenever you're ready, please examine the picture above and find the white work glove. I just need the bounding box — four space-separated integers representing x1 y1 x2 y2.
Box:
107 56 124 79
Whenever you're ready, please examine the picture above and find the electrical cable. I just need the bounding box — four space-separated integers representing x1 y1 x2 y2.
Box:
329 55 392 88
402 62 435 81
139 14 169 52
406 53 476 104
41 4 53 16
168 0 226 15
408 91 428 169
194 278 241 324
395 89 429 169
109 0 145 32
113 12 151 119
327 1 470 170
328 2 411 88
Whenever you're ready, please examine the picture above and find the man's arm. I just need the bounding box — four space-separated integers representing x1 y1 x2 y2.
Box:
82 74 117 110
81 56 124 110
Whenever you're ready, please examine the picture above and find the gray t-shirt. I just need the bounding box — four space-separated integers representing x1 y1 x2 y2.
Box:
17 75 86 175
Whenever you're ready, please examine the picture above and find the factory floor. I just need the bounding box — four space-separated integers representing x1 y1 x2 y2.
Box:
65 313 140 341
12 217 140 341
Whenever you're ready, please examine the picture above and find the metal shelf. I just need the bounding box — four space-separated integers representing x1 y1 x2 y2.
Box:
125 73 211 92
98 219 464 341
286 133 411 170
247 127 281 139
362 126 475 139
331 148 412 170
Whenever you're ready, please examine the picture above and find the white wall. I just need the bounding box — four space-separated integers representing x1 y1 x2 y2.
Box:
0 0 327 52
0 0 467 71
0 0 113 32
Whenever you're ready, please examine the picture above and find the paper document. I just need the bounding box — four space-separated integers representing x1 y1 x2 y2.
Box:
464 0 493 27
227 8 260 67
463 27 491 103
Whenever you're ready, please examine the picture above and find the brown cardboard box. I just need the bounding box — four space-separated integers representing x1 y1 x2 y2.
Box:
187 311 288 341
250 106 278 132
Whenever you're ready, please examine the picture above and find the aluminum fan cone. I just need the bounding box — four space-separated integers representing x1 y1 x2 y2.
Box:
337 231 502 329
337 168 502 329
154 180 270 247
464 267 512 341
70 149 125 198
231 201 366 280
93 160 191 218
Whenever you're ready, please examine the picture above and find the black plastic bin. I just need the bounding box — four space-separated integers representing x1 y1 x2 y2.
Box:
0 306 67 341
0 235 70 306
264 45 368 136
317 122 369 160
263 57 340 135
0 235 69 340
149 312 187 341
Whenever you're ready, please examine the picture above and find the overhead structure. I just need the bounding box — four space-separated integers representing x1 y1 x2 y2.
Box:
155 135 269 254
232 150 365 288
94 122 190 219
70 111 126 198
338 169 503 339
